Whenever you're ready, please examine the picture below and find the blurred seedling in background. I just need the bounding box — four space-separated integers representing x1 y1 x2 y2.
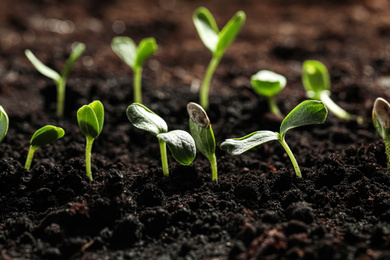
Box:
372 97 390 169
0 106 9 143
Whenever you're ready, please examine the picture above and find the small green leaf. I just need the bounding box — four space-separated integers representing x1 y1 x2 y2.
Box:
216 10 246 56
373 98 390 139
61 42 85 79
30 125 65 148
25 49 61 82
157 130 196 165
111 36 137 69
220 131 278 155
193 7 220 53
126 103 168 136
134 38 158 68
77 101 104 139
302 60 330 99
89 100 104 135
251 70 286 97
0 106 9 143
280 100 328 139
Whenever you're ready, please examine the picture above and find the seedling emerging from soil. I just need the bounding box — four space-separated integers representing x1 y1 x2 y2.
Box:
251 70 286 117
24 125 65 170
111 37 158 104
25 42 85 116
0 106 9 143
221 100 328 177
77 100 104 181
373 97 390 169
193 7 246 110
127 103 196 177
187 102 218 182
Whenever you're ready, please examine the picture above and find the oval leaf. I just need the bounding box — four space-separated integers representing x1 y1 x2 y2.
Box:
61 42 86 79
134 38 158 68
126 103 168 136
0 106 9 143
77 105 100 139
302 60 330 98
193 7 219 53
280 100 328 139
220 131 278 155
216 10 246 56
251 70 286 97
111 36 137 69
89 100 104 135
25 49 61 82
30 125 65 148
158 130 196 165
373 98 390 139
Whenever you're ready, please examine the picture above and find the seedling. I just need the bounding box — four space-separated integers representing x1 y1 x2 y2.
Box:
25 42 85 116
77 100 104 181
373 97 390 169
111 37 158 104
251 70 286 117
24 125 65 170
220 100 328 177
126 103 196 177
0 106 9 143
187 102 218 182
193 7 246 110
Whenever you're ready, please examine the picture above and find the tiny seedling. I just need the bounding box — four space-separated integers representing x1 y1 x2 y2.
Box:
77 100 104 181
220 100 328 177
127 103 196 177
251 70 286 117
373 97 390 169
24 125 65 170
0 106 9 143
111 36 158 104
193 7 246 110
25 42 85 116
187 102 218 182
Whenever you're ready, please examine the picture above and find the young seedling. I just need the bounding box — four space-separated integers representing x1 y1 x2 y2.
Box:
0 106 9 143
251 70 286 117
372 97 390 169
187 102 218 182
193 7 246 110
111 37 158 104
126 103 196 177
77 100 104 181
220 100 328 177
25 42 85 116
24 125 65 170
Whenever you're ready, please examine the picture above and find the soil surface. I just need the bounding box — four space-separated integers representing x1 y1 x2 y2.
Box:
1 0 390 259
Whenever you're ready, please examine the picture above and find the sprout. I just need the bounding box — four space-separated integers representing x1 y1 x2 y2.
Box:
25 42 85 116
126 103 196 177
187 102 218 182
24 125 65 170
373 97 390 169
251 70 286 117
221 100 328 177
193 7 246 110
111 37 158 104
77 100 104 181
0 106 9 143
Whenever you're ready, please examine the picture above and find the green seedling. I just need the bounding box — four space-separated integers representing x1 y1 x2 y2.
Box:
77 100 104 181
111 37 158 104
0 106 9 143
187 102 218 182
193 7 246 110
25 42 85 116
24 125 65 170
251 70 286 117
221 100 328 177
373 97 390 169
127 103 196 177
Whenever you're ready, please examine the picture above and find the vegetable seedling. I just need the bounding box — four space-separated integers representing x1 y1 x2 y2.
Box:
111 36 158 104
126 103 196 177
193 7 246 110
24 125 65 170
372 97 390 169
251 70 286 117
25 42 85 116
220 100 328 177
187 102 218 182
0 106 9 143
77 100 104 181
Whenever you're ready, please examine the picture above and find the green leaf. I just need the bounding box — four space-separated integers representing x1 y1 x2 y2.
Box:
251 70 286 97
111 36 137 69
30 125 65 148
134 38 158 68
193 7 220 53
373 98 390 139
126 103 168 136
216 10 246 56
89 100 104 135
61 42 85 79
302 60 330 99
0 106 9 143
280 100 328 139
77 101 104 139
157 130 196 165
220 131 278 155
25 49 61 82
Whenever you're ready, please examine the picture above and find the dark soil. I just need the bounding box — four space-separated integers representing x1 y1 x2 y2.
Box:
1 0 390 259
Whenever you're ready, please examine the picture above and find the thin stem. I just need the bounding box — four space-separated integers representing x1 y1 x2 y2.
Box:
278 135 302 178
320 91 351 120
133 66 143 103
24 146 37 170
209 153 218 182
85 136 95 181
158 137 169 177
200 55 222 110
56 78 66 117
267 96 282 117
385 135 390 169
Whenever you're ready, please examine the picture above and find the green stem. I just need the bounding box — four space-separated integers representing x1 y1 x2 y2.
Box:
85 136 95 181
134 66 143 103
56 78 66 117
385 135 390 169
158 137 169 177
209 153 218 182
200 55 222 110
268 96 282 117
278 135 302 178
24 146 37 170
320 91 351 121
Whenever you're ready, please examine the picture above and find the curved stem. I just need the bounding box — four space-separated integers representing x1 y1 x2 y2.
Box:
133 66 143 103
200 55 222 110
158 137 169 177
24 146 37 170
320 91 351 120
385 135 390 169
278 135 302 178
209 153 218 182
267 96 282 117
85 136 95 181
56 78 66 117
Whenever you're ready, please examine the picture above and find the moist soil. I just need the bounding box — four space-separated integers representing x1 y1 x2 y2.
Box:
1 0 390 259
